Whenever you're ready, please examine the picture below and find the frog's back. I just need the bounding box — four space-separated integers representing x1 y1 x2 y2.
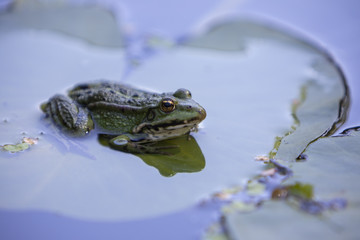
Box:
68 80 161 107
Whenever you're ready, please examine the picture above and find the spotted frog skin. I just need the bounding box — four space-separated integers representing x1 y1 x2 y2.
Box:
41 81 206 154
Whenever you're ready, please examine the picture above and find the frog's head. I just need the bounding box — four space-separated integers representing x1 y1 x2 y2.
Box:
133 88 206 139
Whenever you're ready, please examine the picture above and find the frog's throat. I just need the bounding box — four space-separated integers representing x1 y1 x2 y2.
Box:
132 118 199 134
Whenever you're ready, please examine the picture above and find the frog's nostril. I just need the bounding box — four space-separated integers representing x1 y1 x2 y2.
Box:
198 108 206 121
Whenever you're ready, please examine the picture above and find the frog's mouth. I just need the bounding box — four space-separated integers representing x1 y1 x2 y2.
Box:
133 117 200 135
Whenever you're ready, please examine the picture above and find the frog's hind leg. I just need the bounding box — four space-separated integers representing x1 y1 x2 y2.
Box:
41 94 94 136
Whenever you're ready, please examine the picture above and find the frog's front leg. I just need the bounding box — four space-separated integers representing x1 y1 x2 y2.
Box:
108 134 177 155
41 94 94 136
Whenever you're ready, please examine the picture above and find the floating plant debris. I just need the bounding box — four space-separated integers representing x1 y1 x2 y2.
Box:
1 137 38 153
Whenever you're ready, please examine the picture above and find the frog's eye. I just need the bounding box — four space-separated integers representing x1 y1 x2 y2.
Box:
160 98 176 113
173 88 192 99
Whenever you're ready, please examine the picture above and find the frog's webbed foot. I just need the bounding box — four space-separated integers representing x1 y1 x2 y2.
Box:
41 94 94 136
109 135 179 155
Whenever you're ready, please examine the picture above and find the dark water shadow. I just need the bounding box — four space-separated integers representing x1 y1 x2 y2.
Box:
98 135 206 177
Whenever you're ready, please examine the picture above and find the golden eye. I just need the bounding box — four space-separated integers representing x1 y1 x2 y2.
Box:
160 98 176 113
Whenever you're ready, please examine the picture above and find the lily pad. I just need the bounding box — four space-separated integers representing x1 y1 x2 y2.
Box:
290 128 360 202
223 129 360 239
222 201 256 214
272 59 348 162
0 0 123 47
224 201 350 240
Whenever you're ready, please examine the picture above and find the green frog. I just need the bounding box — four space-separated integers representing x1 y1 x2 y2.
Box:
41 81 206 154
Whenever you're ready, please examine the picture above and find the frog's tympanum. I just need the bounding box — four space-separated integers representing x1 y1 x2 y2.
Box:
41 81 206 154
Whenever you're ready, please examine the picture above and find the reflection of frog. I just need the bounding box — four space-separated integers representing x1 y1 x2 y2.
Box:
41 81 206 154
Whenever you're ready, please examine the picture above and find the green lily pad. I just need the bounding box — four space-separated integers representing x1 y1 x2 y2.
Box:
0 0 123 47
222 129 360 240
272 59 348 162
290 128 360 202
184 20 325 54
224 201 352 240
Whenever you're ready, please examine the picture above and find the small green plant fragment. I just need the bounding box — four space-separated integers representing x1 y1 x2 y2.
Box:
2 143 30 153
1 137 38 153
287 182 313 200
271 182 347 215
271 183 313 202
